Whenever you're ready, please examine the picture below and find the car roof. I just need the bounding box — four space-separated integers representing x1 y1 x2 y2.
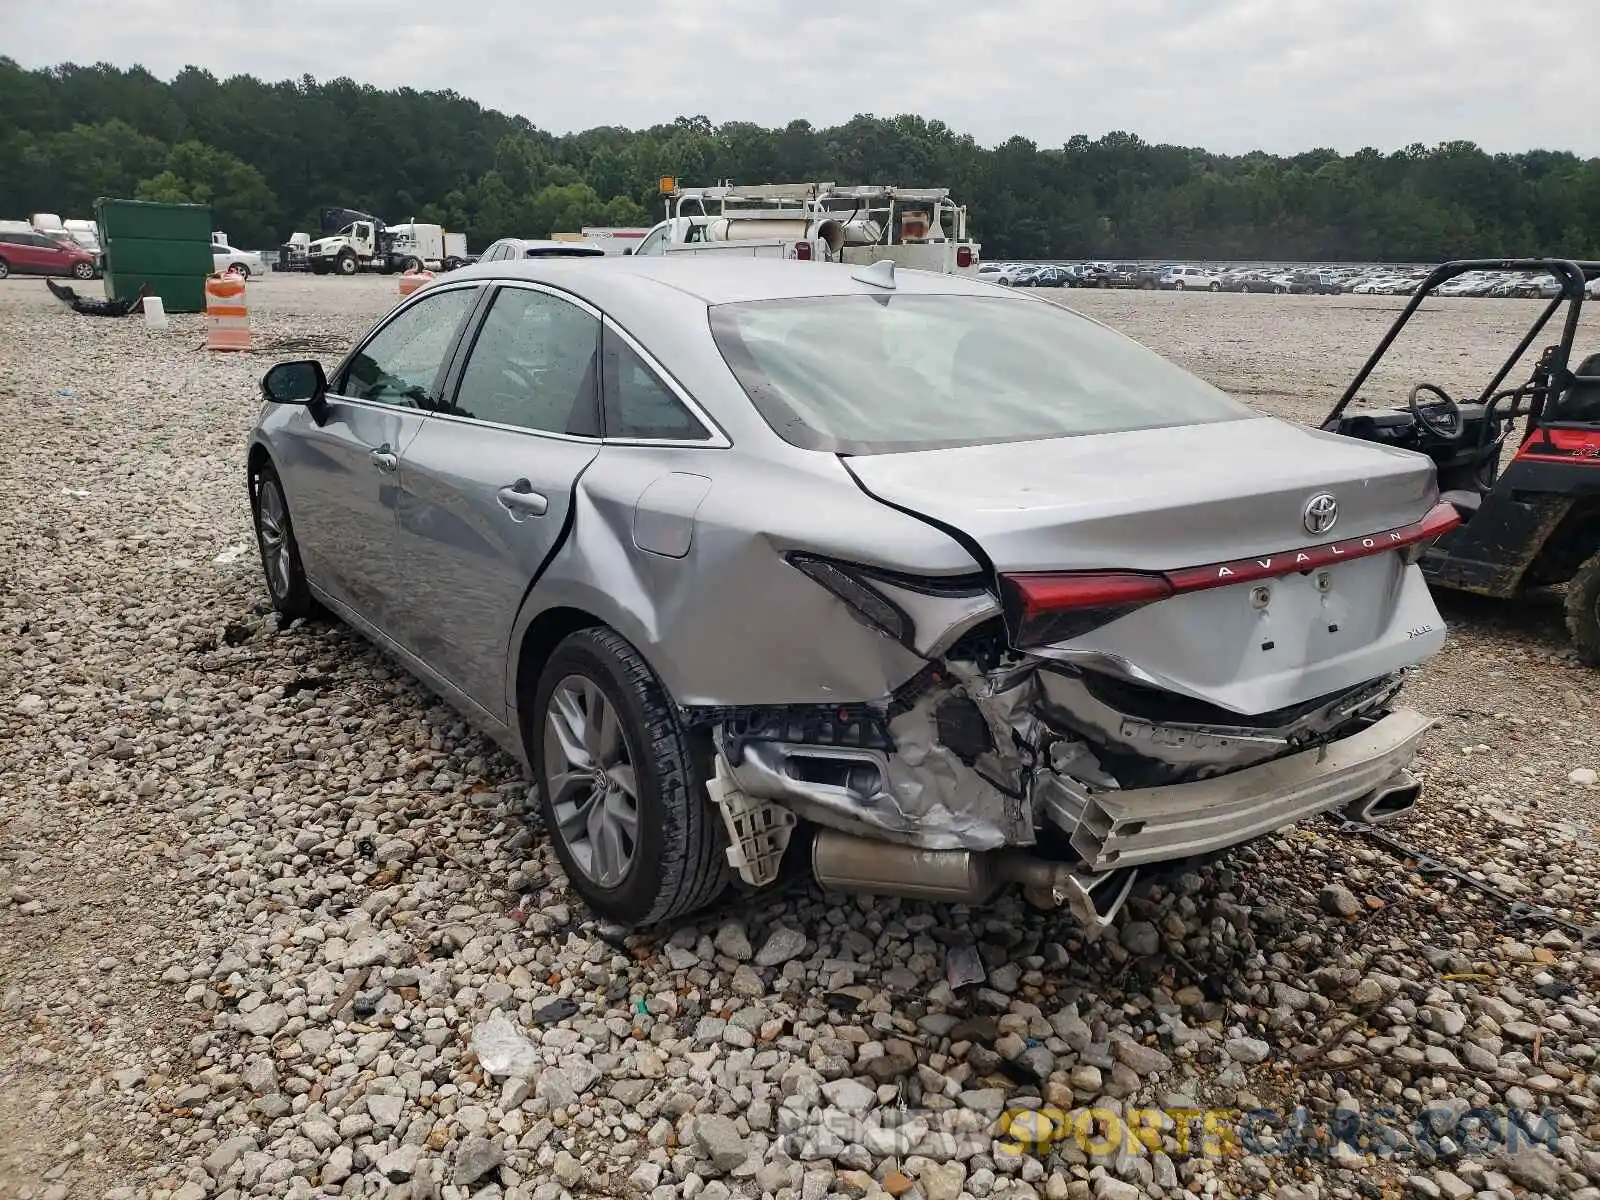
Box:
441 254 1008 308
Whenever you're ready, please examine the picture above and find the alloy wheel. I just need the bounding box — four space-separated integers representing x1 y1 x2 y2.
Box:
543 675 641 888
255 478 293 601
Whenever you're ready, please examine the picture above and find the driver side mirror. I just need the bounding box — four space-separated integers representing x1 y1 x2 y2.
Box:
262 359 327 405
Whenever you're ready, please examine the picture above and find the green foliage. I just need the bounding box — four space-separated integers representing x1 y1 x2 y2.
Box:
2 56 1598 260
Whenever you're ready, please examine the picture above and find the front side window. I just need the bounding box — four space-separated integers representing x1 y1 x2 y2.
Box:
339 287 477 407
601 326 709 441
450 287 600 435
709 293 1252 455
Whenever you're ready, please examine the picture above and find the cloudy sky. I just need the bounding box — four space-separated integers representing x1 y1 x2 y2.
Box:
9 0 1600 155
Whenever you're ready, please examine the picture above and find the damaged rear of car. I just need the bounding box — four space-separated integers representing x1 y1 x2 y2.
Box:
248 256 1455 934
680 279 1455 933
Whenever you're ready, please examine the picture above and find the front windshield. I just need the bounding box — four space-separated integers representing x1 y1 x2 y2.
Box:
709 293 1252 455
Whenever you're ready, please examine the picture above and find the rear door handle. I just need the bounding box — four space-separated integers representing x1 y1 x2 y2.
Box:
370 447 398 473
496 481 548 518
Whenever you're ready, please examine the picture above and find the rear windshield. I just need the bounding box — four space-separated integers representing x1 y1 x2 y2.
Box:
708 293 1252 454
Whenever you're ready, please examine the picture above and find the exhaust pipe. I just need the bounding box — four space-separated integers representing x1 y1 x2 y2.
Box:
810 830 1139 935
1341 769 1421 825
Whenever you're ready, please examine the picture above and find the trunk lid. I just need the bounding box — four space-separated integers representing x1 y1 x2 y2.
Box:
844 417 1447 715
843 418 1434 573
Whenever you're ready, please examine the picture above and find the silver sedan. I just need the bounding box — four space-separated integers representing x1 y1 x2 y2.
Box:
248 256 1452 928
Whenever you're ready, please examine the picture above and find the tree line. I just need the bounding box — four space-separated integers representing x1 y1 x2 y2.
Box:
3 57 1599 263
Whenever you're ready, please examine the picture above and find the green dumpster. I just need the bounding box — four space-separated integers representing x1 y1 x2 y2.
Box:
94 197 214 313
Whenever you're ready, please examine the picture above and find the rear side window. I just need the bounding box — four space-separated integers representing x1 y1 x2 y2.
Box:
601 326 708 441
709 293 1251 455
450 287 600 436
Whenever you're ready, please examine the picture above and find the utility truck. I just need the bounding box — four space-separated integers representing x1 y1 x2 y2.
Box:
628 179 981 273
307 207 469 275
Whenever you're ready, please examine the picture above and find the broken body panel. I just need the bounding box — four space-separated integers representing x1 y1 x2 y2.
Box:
508 415 1451 932
257 256 1452 932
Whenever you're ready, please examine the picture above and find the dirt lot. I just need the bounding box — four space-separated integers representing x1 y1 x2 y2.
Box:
1 273 1598 1200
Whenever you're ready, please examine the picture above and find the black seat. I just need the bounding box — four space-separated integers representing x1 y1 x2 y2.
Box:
1549 352 1600 422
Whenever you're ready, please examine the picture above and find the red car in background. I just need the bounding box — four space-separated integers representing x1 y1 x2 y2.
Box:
0 230 99 280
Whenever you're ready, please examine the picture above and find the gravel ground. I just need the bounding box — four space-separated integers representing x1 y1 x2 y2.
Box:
2 274 1598 1200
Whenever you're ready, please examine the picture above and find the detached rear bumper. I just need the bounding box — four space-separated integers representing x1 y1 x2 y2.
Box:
1037 707 1434 870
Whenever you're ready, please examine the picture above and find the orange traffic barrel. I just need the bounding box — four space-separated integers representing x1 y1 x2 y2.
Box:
205 274 251 351
398 270 433 298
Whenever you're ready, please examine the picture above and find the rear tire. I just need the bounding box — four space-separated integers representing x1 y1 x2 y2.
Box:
0 257 10 280
1208 281 1220 292
530 628 730 926
1565 553 1600 667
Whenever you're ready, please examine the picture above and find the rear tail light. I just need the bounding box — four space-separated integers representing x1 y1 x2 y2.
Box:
956 246 974 269
787 554 908 643
1000 571 1173 647
1400 500 1462 564
1001 501 1464 648
794 241 812 261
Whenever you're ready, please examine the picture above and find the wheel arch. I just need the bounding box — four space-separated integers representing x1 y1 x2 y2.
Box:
508 597 673 767
246 440 276 506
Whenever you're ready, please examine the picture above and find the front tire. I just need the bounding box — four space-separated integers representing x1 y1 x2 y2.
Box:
1209 281 1220 292
251 462 317 621
530 628 730 926
228 263 251 279
1173 280 1186 290
335 253 357 277
1565 553 1600 667
73 260 96 280
0 257 13 279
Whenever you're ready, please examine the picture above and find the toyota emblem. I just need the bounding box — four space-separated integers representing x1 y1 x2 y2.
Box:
1303 493 1338 536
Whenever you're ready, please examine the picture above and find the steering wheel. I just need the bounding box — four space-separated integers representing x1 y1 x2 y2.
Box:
1408 382 1465 442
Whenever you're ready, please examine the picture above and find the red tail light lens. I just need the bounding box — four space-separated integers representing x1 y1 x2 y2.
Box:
794 241 812 260
1000 571 1173 647
1401 500 1462 564
999 501 1463 648
956 246 974 269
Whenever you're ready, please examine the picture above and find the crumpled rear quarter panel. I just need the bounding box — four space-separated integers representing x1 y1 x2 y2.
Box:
514 445 983 708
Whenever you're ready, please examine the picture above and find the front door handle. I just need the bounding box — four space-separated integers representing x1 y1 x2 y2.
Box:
496 481 549 518
370 446 398 473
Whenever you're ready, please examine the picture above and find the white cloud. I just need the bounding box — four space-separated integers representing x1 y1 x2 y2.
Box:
9 0 1600 155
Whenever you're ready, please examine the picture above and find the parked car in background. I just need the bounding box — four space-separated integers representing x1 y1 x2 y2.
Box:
1221 270 1277 293
1070 263 1112 288
246 255 1451 929
478 238 608 262
1019 265 1069 287
1159 265 1221 291
991 263 1041 286
211 242 268 279
0 229 98 280
1289 271 1341 295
